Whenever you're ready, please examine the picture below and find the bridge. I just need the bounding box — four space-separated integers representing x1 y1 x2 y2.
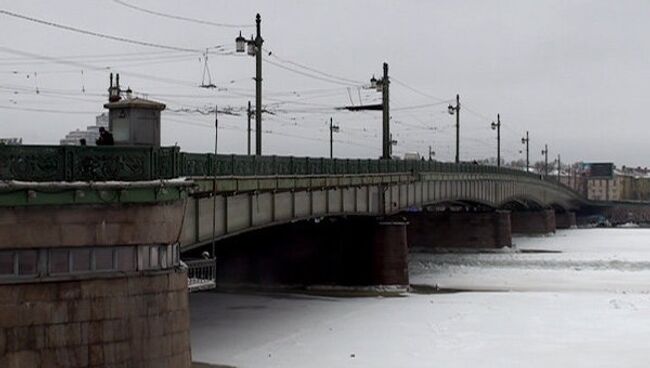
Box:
0 144 588 367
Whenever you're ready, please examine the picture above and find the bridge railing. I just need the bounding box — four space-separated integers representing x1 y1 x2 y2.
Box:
185 258 216 292
0 144 553 183
0 144 180 182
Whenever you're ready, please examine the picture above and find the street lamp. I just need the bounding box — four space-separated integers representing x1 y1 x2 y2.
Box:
541 144 549 176
370 63 390 159
490 114 501 168
236 14 264 155
521 131 530 172
448 94 460 163
370 75 378 89
330 117 340 159
235 31 246 53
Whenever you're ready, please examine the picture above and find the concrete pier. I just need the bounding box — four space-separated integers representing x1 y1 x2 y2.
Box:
0 182 192 368
511 209 556 234
555 211 577 229
211 217 409 288
406 210 512 249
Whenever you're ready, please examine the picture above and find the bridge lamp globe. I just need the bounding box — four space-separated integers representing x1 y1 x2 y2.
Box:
448 104 455 115
370 75 378 89
247 36 257 56
235 31 247 53
375 79 383 92
491 121 498 130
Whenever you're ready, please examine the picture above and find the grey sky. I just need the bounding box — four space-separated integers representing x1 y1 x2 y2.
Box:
1 1 649 166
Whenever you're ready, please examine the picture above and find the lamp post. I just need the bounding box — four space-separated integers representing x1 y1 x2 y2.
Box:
448 94 460 163
521 131 530 172
246 101 252 155
541 144 549 176
236 14 263 155
340 62 390 159
374 63 391 159
491 114 501 168
329 117 339 159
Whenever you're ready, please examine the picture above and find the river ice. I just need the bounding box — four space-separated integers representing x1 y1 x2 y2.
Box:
190 228 650 367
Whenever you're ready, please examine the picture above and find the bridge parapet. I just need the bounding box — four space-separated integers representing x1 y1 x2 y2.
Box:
2 145 575 189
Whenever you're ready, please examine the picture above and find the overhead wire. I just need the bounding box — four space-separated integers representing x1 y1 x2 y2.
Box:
111 0 252 29
0 9 215 53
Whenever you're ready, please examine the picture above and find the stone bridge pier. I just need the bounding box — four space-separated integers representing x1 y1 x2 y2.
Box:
510 208 556 234
0 181 192 368
204 216 409 290
555 211 577 229
406 209 512 249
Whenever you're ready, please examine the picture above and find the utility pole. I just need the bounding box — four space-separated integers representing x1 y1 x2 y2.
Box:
235 14 263 155
521 131 530 172
541 144 549 176
340 62 390 158
448 95 461 163
211 105 218 258
491 114 501 168
389 133 397 158
247 101 252 155
329 117 339 159
254 14 263 156
381 62 390 159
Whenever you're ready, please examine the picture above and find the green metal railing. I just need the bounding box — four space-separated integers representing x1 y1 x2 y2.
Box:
0 145 179 182
1 144 547 182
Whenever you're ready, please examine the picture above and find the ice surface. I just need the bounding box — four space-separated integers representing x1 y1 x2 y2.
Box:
190 228 650 368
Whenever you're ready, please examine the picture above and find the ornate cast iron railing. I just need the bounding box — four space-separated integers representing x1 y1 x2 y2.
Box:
1 144 563 184
0 145 180 182
186 258 216 292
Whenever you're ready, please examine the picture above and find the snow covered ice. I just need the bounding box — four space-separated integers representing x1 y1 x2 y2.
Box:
190 228 650 367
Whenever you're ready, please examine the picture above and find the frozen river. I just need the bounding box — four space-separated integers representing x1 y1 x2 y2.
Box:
190 228 650 367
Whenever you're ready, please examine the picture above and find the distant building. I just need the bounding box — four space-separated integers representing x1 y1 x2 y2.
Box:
60 113 109 145
0 138 22 145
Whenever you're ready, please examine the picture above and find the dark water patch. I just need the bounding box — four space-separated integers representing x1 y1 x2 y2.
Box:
226 305 268 310
192 363 237 368
519 249 562 254
410 284 506 294
410 247 517 255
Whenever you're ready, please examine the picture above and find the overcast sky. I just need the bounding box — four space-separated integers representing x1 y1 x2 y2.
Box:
1 1 649 166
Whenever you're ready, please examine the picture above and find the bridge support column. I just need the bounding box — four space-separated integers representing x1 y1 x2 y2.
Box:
371 221 409 286
511 209 556 234
210 217 409 289
0 183 192 368
555 211 577 229
406 210 512 249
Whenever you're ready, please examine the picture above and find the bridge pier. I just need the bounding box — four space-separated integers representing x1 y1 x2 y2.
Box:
0 182 192 368
510 209 556 234
406 210 512 249
210 217 409 289
555 211 577 229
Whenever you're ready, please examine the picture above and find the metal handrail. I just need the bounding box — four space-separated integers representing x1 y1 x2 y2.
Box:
186 258 216 292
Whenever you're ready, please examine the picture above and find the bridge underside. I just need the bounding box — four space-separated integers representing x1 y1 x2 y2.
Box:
180 172 582 252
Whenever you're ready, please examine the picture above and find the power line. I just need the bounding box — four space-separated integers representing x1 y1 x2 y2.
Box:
0 9 207 53
112 0 252 29
266 50 364 85
0 104 99 114
263 58 362 87
0 46 202 88
390 76 449 103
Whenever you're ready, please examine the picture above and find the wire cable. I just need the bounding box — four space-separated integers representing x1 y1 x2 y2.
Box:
0 9 205 53
112 0 251 28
